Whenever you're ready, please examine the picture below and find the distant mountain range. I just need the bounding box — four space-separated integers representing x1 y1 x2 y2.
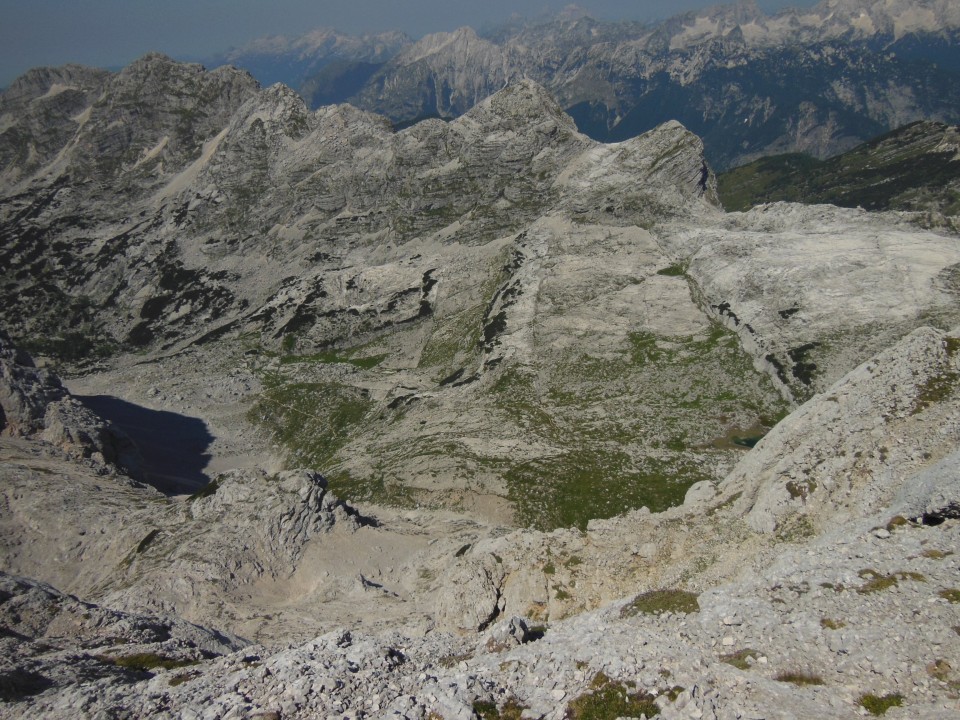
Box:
209 0 960 169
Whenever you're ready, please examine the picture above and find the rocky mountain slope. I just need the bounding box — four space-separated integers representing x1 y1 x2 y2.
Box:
220 0 960 169
3 54 960 527
718 120 960 217
2 313 959 718
2 53 960 718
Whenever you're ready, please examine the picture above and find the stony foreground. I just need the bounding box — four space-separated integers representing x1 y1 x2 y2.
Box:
3 512 959 718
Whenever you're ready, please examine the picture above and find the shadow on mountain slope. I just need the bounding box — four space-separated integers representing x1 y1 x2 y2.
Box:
76 395 213 495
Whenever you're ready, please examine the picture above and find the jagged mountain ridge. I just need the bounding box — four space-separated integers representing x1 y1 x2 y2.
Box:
217 0 960 169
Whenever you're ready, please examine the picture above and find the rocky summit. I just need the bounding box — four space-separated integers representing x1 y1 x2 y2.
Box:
1 52 960 719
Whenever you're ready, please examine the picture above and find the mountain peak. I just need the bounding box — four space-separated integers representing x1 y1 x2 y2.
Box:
463 79 575 131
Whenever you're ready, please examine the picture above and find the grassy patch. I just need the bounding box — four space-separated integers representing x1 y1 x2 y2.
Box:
246 375 372 472
785 479 817 501
490 315 787 530
505 449 700 531
857 569 925 594
939 588 960 603
858 693 904 716
912 338 960 414
656 263 686 277
912 367 960 414
820 618 845 630
472 698 527 720
721 649 760 670
921 549 953 560
775 515 816 542
856 570 897 594
419 250 509 374
485 312 787 530
279 350 386 370
565 672 660 720
774 671 824 686
620 590 699 618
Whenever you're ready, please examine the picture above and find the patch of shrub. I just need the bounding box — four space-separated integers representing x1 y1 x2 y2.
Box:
886 515 909 531
565 672 660 719
774 671 824 686
858 692 904 716
527 625 547 641
939 589 960 603
438 652 473 669
721 649 760 670
855 569 924 594
168 671 200 687
473 697 527 720
656 264 686 277
620 589 699 618
927 659 952 682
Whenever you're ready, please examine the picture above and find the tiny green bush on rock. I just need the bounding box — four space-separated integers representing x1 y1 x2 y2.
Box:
620 589 699 618
565 673 660 719
858 692 904 716
721 649 760 670
774 671 824 686
939 588 960 603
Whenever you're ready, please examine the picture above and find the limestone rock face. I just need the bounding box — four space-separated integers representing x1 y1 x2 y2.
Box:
0 571 244 708
661 203 960 402
41 397 142 476
0 330 65 436
434 553 506 632
721 326 960 533
184 468 360 573
0 331 143 478
893 447 960 521
0 571 243 654
99 467 364 623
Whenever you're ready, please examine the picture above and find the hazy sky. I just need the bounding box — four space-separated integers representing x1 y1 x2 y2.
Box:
0 0 817 87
